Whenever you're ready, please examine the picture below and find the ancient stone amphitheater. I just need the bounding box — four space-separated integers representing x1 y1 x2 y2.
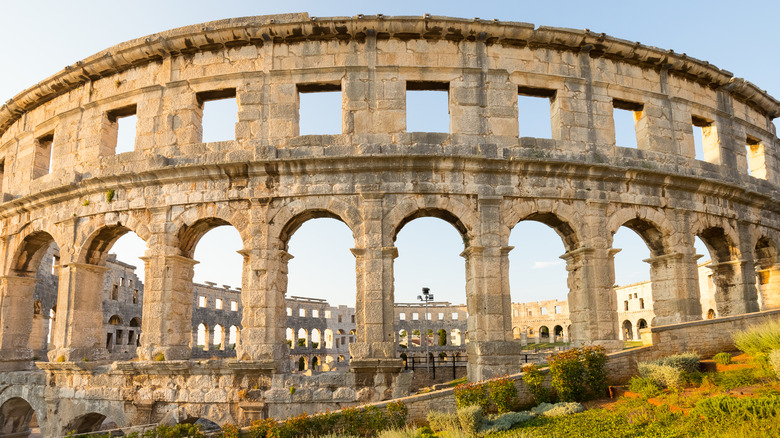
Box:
1 12 779 436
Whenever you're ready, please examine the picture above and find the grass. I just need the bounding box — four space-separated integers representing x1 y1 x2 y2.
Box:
521 342 568 351
623 341 644 349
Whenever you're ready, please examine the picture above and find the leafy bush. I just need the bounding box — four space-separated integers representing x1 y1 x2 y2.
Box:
627 376 662 398
456 405 482 436
453 381 489 410
713 368 761 391
713 352 732 365
386 401 408 429
141 424 205 438
693 394 780 420
734 318 780 357
769 349 780 378
548 346 608 401
427 411 460 432
531 402 584 417
651 352 700 373
247 418 277 438
487 376 518 413
637 363 683 389
219 424 242 438
522 364 551 403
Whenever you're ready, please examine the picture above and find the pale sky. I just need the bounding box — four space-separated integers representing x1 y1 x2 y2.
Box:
2 1 776 306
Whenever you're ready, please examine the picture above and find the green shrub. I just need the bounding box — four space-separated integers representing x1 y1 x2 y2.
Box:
427 411 459 432
487 376 518 413
713 352 732 365
386 401 408 429
219 424 243 438
769 349 780 379
521 364 551 404
734 318 780 357
456 405 482 436
247 418 276 438
637 363 683 389
548 346 608 401
141 423 205 438
693 394 780 420
651 352 700 373
714 368 761 390
453 381 489 410
627 376 662 398
531 402 584 417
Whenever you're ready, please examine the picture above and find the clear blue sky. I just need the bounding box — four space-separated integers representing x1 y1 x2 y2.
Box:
2 1 776 305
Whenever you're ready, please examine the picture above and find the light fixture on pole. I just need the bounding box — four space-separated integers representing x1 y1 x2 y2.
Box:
418 287 434 374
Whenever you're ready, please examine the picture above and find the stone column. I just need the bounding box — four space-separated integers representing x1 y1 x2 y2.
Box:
349 246 403 374
47 263 109 362
136 255 198 361
644 252 702 325
465 196 523 381
0 276 38 370
561 246 622 351
756 264 780 310
708 260 760 316
235 247 290 372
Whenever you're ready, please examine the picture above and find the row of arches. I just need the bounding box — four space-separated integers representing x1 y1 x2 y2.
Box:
398 329 464 347
195 324 240 351
286 328 355 350
2 196 778 373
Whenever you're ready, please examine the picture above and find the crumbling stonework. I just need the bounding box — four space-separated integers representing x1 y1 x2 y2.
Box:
1 12 779 436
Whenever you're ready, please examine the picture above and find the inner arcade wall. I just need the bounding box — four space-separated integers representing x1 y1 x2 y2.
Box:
1 12 780 436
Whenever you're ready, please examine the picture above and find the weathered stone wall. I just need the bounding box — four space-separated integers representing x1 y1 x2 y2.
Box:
1 12 780 436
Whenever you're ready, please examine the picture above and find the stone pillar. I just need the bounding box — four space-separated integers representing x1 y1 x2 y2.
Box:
465 196 523 381
235 247 290 372
349 246 403 374
644 252 702 325
136 255 198 361
0 276 37 370
561 246 622 351
708 260 760 316
29 311 45 356
47 263 109 362
756 264 780 310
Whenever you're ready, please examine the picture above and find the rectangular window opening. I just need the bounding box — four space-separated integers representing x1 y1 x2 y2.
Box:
613 99 643 148
215 298 223 310
452 312 458 320
313 309 319 318
746 135 765 178
407 81 449 133
112 285 119 300
107 105 137 154
555 305 562 314
540 307 548 315
33 133 54 179
518 86 555 138
324 310 331 319
197 89 238 143
399 313 406 321
298 83 342 135
299 308 306 317
624 300 629 311
412 312 419 321
231 301 238 311
691 115 711 161
198 296 207 308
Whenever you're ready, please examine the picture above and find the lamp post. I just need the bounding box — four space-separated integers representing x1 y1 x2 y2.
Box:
417 287 434 374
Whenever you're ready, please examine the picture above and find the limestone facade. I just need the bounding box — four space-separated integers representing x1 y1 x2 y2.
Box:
0 12 779 436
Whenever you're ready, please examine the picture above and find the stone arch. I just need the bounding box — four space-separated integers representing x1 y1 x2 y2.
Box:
553 325 564 341
297 328 308 348
62 412 109 435
696 226 740 263
0 397 37 437
754 235 778 268
298 356 307 371
77 224 140 266
270 197 362 248
754 234 780 309
539 325 550 341
622 320 634 340
9 230 59 276
503 200 582 252
637 318 648 330
129 317 141 327
707 309 716 319
383 195 478 246
108 315 122 325
606 208 674 257
73 212 151 265
176 214 249 260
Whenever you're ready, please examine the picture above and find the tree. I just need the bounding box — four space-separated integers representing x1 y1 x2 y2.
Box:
438 329 447 346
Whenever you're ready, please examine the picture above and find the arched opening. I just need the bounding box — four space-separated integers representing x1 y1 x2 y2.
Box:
324 329 333 349
437 328 447 346
0 397 37 437
394 214 467 306
213 324 224 350
196 323 208 351
451 329 462 346
637 318 648 330
228 325 239 349
754 236 780 310
622 320 634 341
311 356 320 369
707 309 716 319
311 328 321 349
286 328 295 349
539 326 550 342
695 229 756 317
553 325 564 342
188 222 243 355
298 356 307 371
62 412 115 435
6 231 60 362
399 330 408 348
297 328 308 348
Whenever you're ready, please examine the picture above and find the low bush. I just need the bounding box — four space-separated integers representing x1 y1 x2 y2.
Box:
427 411 460 432
627 376 662 398
547 346 608 402
453 381 489 410
487 376 518 413
479 411 535 434
637 363 683 389
522 364 551 404
531 402 584 417
456 405 482 436
733 318 780 357
713 352 732 365
713 368 761 391
386 401 408 429
693 394 780 420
